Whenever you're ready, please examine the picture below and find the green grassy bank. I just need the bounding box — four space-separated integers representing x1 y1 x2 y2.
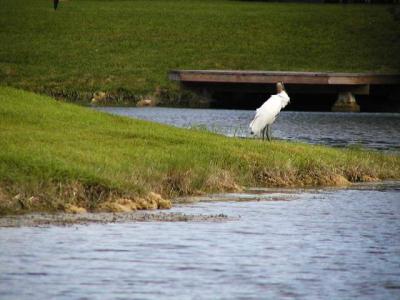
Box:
1 0 399 104
1 86 399 214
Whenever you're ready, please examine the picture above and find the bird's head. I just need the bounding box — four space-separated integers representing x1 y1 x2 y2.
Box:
276 82 285 93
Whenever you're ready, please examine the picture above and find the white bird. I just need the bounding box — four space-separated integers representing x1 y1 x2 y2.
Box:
249 82 290 141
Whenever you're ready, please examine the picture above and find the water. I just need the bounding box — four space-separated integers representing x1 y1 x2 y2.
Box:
95 107 400 151
1 183 400 299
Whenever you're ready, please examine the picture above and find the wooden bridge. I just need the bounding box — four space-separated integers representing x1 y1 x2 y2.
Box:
169 70 400 111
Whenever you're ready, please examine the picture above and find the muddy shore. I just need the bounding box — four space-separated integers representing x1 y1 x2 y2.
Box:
0 211 234 228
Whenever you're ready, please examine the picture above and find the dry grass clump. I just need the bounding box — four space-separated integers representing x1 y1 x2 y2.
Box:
0 187 9 204
65 204 87 214
161 170 193 196
98 192 171 213
205 170 243 192
343 166 380 182
0 181 171 215
253 166 352 187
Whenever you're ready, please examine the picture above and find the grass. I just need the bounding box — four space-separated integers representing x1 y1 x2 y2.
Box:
0 0 399 103
1 86 399 214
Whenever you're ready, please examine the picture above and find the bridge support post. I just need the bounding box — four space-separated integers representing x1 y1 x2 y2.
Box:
201 87 213 100
332 92 360 112
388 88 400 112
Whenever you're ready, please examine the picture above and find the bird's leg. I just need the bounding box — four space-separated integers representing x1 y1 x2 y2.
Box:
262 127 266 141
269 125 273 141
266 125 272 141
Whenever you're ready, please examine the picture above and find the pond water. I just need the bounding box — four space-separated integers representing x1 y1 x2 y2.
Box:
95 107 400 151
1 183 400 299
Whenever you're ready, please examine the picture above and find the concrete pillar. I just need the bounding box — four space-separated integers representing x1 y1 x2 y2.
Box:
388 89 400 112
201 87 212 100
332 92 360 112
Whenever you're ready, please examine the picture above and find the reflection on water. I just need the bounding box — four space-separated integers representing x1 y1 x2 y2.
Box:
95 107 400 151
1 183 399 299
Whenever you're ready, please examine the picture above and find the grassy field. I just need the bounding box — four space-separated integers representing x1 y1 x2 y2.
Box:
1 86 399 214
0 0 399 104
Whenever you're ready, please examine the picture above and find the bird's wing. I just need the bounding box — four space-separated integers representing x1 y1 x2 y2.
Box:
278 91 290 108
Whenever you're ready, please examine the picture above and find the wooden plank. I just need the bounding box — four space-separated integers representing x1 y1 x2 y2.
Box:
169 70 400 85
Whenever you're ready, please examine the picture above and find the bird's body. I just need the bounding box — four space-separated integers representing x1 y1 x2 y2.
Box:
249 90 290 140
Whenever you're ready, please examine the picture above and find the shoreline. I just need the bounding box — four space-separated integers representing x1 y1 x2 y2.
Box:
1 181 398 228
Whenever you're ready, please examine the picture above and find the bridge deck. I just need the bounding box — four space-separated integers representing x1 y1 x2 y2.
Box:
169 70 400 86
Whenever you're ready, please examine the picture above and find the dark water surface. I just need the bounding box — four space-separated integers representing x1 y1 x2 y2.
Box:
95 107 400 151
1 183 400 299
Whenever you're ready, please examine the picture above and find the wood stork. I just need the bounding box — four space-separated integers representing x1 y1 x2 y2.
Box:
249 82 290 141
